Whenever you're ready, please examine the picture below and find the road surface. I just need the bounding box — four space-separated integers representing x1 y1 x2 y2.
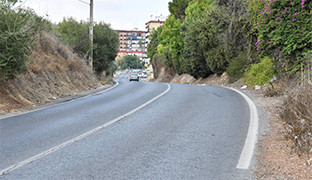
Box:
0 73 255 179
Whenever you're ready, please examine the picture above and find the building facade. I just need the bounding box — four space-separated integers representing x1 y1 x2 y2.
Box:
144 19 165 66
116 30 148 63
115 15 166 67
145 20 165 44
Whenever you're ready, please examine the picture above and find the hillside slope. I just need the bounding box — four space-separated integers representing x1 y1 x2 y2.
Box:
0 32 105 114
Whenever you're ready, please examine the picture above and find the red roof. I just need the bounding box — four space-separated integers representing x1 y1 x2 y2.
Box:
116 30 146 33
118 50 146 54
145 20 165 25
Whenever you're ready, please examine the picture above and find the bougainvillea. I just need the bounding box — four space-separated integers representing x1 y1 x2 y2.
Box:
256 0 312 59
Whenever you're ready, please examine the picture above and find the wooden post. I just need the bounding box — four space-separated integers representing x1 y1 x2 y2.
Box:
89 0 93 70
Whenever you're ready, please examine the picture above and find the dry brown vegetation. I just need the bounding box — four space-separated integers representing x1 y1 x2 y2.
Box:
256 79 312 179
0 32 102 114
280 83 312 157
256 94 312 179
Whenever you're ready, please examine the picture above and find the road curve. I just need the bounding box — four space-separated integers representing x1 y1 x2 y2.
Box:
0 73 254 179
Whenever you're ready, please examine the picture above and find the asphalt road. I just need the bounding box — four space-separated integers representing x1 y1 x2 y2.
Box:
0 73 254 179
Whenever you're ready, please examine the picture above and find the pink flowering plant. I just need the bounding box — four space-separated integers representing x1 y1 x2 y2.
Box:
256 0 312 59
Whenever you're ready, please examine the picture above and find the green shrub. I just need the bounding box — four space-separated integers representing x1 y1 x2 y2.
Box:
0 2 43 81
244 56 274 87
93 22 119 74
119 55 144 70
157 15 184 74
105 61 117 76
255 0 312 71
205 46 227 75
56 17 90 58
227 52 248 82
57 19 119 74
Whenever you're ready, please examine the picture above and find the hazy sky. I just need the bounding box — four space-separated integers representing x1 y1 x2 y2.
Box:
21 0 170 31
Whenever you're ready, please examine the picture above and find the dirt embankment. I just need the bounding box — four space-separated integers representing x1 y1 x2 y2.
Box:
0 32 111 114
154 72 312 179
154 69 243 87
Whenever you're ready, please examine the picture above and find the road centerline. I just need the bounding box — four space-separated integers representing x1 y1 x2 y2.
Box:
0 83 171 176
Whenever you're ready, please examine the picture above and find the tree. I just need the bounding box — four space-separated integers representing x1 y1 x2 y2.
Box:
0 2 43 81
57 19 119 74
184 0 214 24
168 0 192 20
221 0 253 62
157 15 184 74
56 17 89 58
255 0 312 71
147 26 163 59
197 8 228 74
181 3 229 77
214 0 228 7
181 0 214 78
93 22 119 74
1 0 21 5
120 55 144 70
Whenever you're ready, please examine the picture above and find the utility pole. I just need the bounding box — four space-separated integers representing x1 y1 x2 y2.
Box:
89 0 94 70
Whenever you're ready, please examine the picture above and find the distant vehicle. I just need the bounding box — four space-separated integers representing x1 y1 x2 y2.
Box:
131 69 142 74
140 71 148 78
145 70 153 74
129 73 139 81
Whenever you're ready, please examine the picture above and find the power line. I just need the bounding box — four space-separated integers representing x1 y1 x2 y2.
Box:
78 0 89 5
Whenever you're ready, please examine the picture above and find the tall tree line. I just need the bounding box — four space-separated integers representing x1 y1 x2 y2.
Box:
148 0 312 84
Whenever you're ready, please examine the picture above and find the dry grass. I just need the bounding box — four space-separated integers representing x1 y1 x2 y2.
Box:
280 83 312 156
255 95 312 179
0 31 101 114
263 82 284 97
255 84 312 179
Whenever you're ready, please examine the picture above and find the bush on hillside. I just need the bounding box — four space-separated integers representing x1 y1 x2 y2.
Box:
181 0 214 78
56 17 90 58
119 55 144 70
56 19 119 75
93 22 119 74
0 2 44 81
147 26 163 60
227 52 248 82
157 15 184 74
255 0 312 71
244 56 274 87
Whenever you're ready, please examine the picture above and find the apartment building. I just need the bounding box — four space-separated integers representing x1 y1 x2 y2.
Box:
116 29 147 63
115 15 166 66
145 20 165 44
143 17 166 66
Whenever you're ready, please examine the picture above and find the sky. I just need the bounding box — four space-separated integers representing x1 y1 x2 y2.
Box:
20 0 170 31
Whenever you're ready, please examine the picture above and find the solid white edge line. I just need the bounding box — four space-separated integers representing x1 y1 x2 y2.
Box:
0 84 171 176
0 81 120 121
226 87 259 170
